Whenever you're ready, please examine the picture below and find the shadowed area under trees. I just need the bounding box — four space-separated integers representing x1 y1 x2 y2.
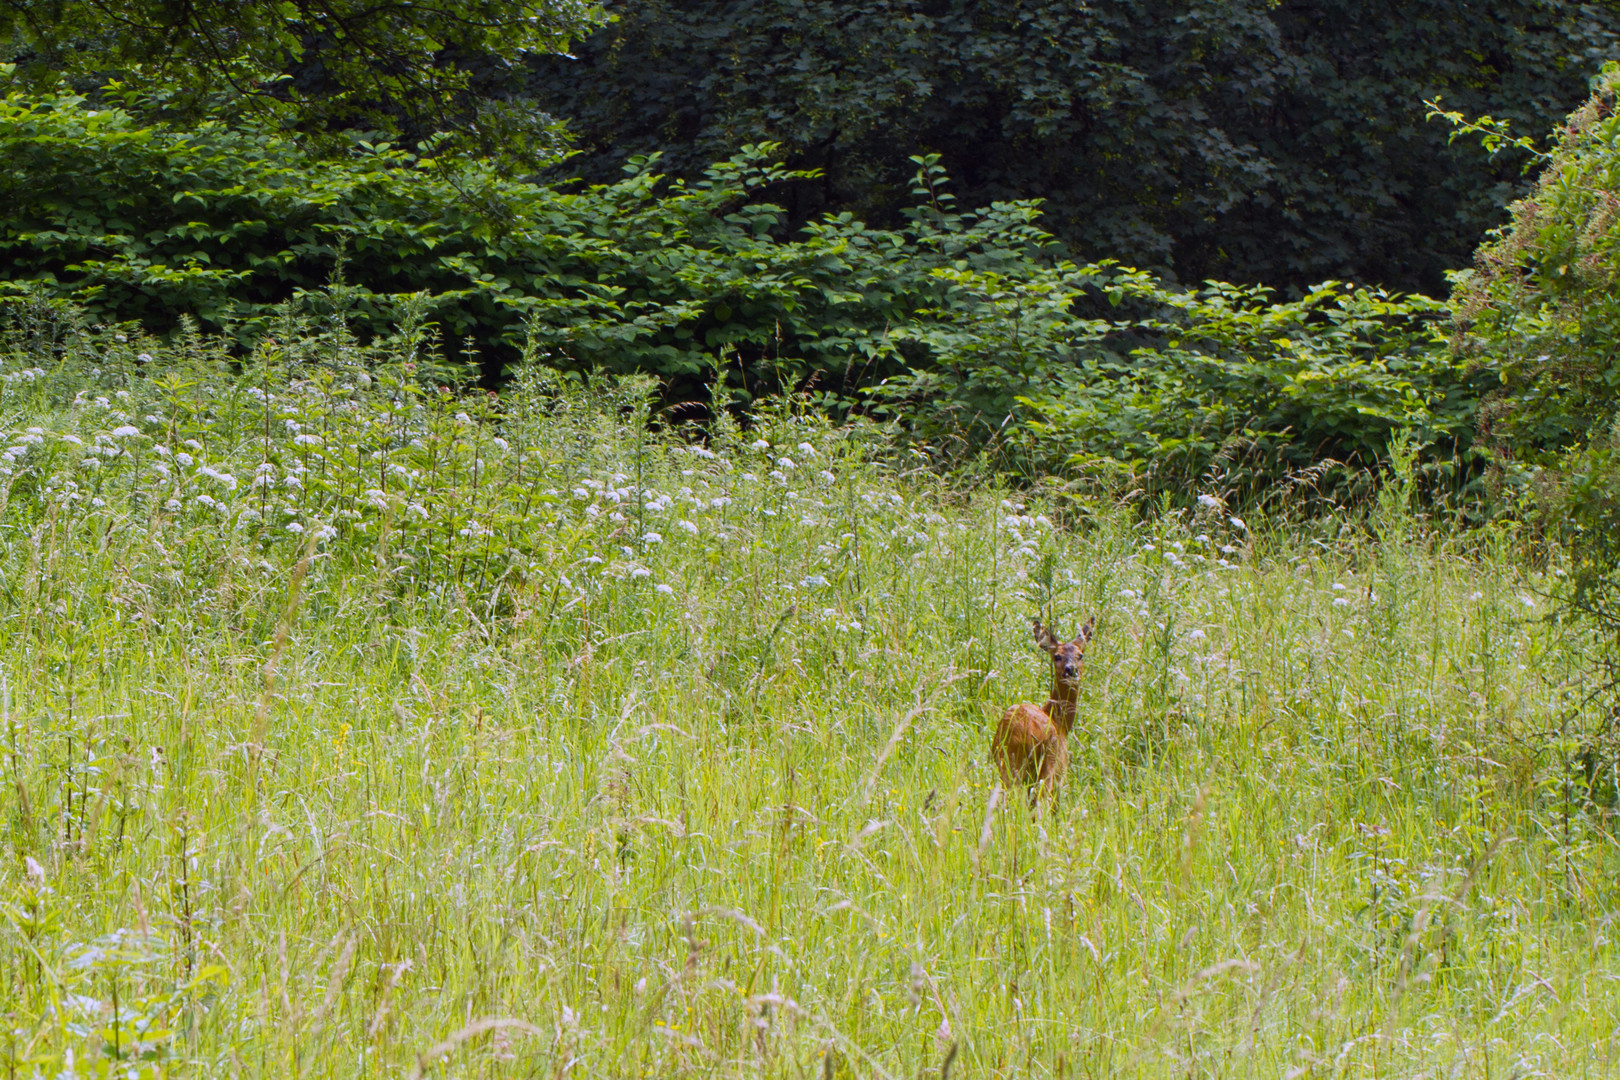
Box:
522 0 1619 293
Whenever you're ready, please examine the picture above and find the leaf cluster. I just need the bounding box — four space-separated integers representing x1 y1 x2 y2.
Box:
1449 64 1620 535
0 88 1056 392
871 266 1478 508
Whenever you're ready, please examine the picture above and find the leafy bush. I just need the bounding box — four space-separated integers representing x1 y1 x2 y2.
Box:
0 82 1478 501
0 80 1028 390
1450 64 1620 534
1448 61 1620 786
872 263 1479 506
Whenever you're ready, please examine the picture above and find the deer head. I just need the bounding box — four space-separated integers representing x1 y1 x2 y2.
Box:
1032 616 1096 688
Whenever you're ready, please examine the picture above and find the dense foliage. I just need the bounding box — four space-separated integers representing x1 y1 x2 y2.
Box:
524 0 1618 294
0 83 1475 502
0 0 602 161
1449 62 1620 721
882 268 1476 503
0 83 997 384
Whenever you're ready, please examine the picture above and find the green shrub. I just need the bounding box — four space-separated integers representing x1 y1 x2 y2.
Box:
1447 61 1620 781
871 265 1479 507
1449 65 1620 536
0 81 1478 500
0 81 1026 389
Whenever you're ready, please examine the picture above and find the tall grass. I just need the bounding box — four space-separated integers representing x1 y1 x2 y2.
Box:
0 299 1615 1077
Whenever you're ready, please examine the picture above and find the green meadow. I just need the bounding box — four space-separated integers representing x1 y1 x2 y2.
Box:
0 312 1614 1078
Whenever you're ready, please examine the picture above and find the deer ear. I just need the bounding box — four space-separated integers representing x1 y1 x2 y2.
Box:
1031 618 1061 654
1073 615 1097 649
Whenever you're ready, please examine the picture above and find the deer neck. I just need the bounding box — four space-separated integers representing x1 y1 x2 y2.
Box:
1043 684 1079 734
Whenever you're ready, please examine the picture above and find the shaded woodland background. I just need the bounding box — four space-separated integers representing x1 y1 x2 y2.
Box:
523 0 1619 293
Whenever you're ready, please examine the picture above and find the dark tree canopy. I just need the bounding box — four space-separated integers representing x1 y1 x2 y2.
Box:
523 0 1619 293
1 0 603 159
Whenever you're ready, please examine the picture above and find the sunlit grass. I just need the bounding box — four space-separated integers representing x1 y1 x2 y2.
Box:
0 306 1615 1077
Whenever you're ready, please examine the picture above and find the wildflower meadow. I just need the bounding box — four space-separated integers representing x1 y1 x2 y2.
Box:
0 304 1614 1077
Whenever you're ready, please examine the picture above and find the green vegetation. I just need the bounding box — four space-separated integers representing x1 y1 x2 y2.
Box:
0 86 1472 497
7 0 1615 293
0 303 1614 1077
2 4 1619 1076
0 0 602 163
1442 61 1620 771
524 0 1618 293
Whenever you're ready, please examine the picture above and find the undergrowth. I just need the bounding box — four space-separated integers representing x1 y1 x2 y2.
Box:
0 300 1615 1077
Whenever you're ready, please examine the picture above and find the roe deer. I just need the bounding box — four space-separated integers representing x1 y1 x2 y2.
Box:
991 616 1096 808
